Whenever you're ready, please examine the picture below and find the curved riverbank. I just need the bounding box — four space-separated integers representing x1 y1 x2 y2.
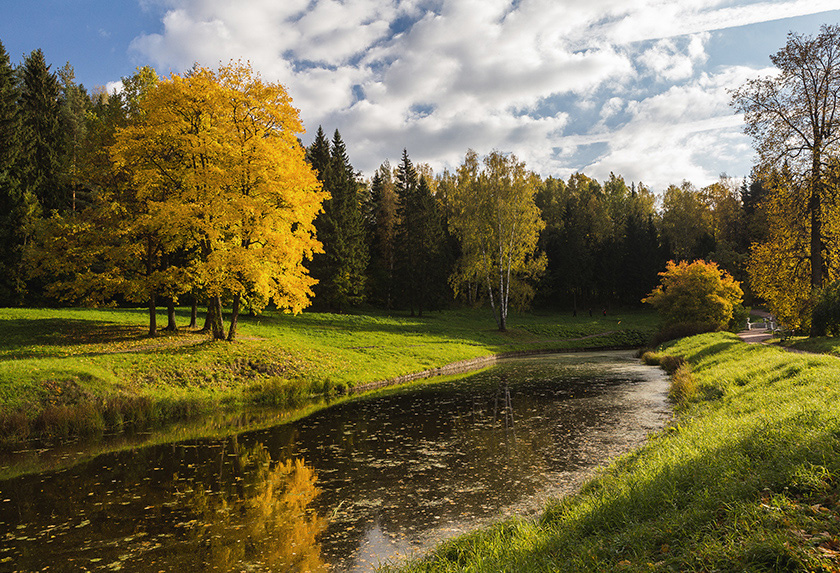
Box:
386 332 840 572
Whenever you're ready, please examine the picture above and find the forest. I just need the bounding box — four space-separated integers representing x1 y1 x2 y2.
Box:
1 25 838 339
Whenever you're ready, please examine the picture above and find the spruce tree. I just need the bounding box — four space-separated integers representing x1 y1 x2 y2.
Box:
395 149 420 313
19 48 65 215
57 63 91 212
326 130 367 310
306 128 368 311
394 152 450 315
366 162 398 308
412 176 451 315
0 41 23 303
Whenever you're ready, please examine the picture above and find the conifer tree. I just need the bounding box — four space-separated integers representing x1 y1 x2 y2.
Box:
325 130 368 311
57 63 91 212
395 149 420 313
394 151 451 315
0 41 23 303
19 49 65 215
365 162 398 308
307 128 367 311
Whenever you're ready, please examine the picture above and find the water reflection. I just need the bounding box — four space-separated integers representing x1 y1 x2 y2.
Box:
180 438 327 572
0 351 669 572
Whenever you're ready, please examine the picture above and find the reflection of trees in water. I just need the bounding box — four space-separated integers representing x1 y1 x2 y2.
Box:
183 437 328 572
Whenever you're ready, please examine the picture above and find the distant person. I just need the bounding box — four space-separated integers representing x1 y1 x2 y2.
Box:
603 308 607 316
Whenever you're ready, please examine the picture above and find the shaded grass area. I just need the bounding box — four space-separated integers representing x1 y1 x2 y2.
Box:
0 307 656 443
784 335 840 357
385 332 840 572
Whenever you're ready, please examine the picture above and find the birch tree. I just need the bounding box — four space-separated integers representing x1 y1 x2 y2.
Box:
448 150 546 331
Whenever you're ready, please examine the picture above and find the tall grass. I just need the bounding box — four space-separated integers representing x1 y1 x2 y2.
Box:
385 332 840 572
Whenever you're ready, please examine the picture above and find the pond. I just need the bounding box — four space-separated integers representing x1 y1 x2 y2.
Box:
0 350 670 572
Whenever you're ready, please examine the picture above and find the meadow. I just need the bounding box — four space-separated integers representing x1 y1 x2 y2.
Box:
0 306 655 442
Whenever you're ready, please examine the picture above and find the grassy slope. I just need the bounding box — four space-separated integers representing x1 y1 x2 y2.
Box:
0 306 655 440
387 332 840 573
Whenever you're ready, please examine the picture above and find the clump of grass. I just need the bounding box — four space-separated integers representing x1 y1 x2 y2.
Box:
668 363 697 404
640 350 660 365
638 350 685 374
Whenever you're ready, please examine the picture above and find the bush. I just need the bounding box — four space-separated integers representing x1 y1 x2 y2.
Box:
644 260 743 332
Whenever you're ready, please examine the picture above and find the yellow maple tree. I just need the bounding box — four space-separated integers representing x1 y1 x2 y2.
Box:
111 62 326 340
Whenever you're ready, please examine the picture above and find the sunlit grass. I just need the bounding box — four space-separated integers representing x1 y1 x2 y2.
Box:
385 332 840 572
0 306 656 442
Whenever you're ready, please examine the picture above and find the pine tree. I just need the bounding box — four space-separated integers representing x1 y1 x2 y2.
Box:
0 41 23 303
19 49 65 215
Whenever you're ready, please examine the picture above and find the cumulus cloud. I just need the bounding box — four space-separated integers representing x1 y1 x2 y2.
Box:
576 65 769 189
639 33 709 82
127 0 838 185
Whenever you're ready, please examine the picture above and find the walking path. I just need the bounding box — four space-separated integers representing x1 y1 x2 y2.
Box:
737 309 776 344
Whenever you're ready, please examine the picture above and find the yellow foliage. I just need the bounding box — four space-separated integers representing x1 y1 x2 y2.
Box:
111 61 326 315
643 259 743 329
447 150 546 329
747 167 840 331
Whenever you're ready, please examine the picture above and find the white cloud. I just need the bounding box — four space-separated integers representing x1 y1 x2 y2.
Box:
577 65 768 190
639 33 709 81
127 0 839 184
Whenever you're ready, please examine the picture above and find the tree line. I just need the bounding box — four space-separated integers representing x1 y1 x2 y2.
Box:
0 39 783 335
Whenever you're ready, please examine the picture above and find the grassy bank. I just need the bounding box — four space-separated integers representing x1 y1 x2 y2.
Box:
387 332 840 572
0 306 655 442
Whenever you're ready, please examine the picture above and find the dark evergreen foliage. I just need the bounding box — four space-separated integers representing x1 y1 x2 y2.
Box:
365 162 398 308
306 128 368 311
19 49 66 215
394 151 452 315
0 41 23 304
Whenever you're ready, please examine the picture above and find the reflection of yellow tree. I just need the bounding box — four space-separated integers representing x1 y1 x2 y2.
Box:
184 440 328 572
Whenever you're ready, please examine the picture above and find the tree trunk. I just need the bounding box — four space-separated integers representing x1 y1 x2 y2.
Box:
189 296 197 329
165 297 177 331
809 148 825 338
227 294 241 341
201 301 213 333
211 295 225 340
810 147 824 291
148 292 157 337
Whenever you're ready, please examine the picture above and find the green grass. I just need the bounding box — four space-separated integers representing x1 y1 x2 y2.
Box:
0 306 656 442
385 332 840 572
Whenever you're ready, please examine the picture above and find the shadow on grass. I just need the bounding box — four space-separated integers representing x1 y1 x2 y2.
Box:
0 318 145 352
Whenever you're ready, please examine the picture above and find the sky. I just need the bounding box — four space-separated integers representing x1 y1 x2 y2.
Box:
2 1 840 191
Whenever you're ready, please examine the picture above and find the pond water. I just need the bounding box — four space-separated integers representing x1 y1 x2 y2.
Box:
0 351 669 572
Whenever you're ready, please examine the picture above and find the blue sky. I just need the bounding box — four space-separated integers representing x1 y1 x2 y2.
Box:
3 1 840 190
